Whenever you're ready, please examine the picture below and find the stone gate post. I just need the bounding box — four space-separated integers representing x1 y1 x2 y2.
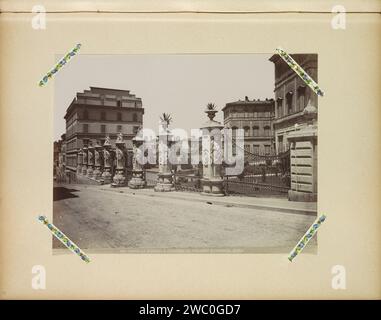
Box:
101 136 112 184
111 133 126 187
86 143 94 178
128 133 147 189
93 141 102 180
154 120 175 192
200 107 225 196
287 100 318 202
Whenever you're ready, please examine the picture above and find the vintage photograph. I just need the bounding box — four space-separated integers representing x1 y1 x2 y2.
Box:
53 54 318 253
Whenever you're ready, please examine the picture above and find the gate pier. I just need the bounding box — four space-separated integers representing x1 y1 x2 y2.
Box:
287 100 317 202
200 105 225 196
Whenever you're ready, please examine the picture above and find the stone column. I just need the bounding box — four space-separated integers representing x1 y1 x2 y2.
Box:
200 108 225 196
77 149 83 175
101 136 112 184
154 121 175 192
128 134 146 189
86 143 94 178
287 99 317 202
93 141 102 180
111 133 126 187
81 146 88 175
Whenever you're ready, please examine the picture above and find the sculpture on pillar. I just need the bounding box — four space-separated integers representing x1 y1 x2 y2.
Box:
82 146 88 175
200 103 225 196
93 140 102 180
154 113 175 192
86 142 94 178
111 133 126 187
128 127 146 189
101 136 112 184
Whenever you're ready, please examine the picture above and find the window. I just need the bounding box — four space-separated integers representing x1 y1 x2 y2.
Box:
100 111 106 121
244 144 250 152
83 109 88 120
276 98 283 118
83 124 88 133
264 126 271 137
278 135 284 153
117 100 121 107
265 145 271 155
286 92 293 114
253 145 260 154
83 139 89 147
117 125 122 133
253 126 259 136
132 113 138 122
117 112 122 121
297 86 306 111
244 126 250 137
231 126 238 138
133 126 140 134
101 125 106 133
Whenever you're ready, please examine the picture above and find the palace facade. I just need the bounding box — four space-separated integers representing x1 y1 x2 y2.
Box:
63 87 144 172
269 54 318 153
222 96 275 155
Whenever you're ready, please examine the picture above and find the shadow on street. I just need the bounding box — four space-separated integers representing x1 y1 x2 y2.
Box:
53 187 80 202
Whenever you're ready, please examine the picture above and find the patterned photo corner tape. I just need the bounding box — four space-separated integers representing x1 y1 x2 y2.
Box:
38 215 90 263
38 43 82 87
276 47 324 97
288 214 326 262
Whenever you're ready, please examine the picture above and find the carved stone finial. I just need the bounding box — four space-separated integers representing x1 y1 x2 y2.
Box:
104 135 111 146
116 132 123 143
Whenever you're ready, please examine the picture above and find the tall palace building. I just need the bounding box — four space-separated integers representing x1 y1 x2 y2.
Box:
269 54 318 153
63 87 144 172
223 96 275 156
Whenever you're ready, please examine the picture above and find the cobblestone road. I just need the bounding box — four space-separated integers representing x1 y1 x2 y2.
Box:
53 184 317 253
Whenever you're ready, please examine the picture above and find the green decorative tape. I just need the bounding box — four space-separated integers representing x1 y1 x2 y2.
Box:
38 43 81 87
38 215 90 263
276 47 324 97
288 214 326 262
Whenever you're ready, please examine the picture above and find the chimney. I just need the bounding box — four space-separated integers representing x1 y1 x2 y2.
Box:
245 96 249 102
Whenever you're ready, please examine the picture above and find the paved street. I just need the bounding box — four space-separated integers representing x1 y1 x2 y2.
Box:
53 184 317 253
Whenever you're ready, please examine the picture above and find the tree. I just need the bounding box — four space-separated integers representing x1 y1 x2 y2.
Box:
160 112 172 126
206 103 217 111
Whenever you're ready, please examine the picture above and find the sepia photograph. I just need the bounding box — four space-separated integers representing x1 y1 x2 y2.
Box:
53 53 318 253
2 0 381 302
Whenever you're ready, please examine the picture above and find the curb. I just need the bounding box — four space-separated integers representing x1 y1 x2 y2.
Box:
95 186 317 216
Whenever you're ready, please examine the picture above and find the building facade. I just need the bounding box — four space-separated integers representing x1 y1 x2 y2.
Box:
64 87 144 172
269 54 318 153
222 97 275 156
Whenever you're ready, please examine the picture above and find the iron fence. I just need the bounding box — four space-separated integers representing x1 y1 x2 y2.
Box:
224 146 291 196
173 171 203 192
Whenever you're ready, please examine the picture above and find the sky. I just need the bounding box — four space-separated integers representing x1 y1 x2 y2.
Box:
54 54 275 141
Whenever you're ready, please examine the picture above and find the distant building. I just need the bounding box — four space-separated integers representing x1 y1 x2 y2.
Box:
269 54 318 153
53 139 63 168
222 97 275 156
63 87 144 172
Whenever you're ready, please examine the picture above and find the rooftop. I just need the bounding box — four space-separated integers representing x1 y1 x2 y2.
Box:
64 87 143 119
222 97 274 111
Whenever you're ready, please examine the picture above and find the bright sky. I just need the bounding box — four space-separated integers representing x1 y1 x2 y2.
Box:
54 54 274 141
